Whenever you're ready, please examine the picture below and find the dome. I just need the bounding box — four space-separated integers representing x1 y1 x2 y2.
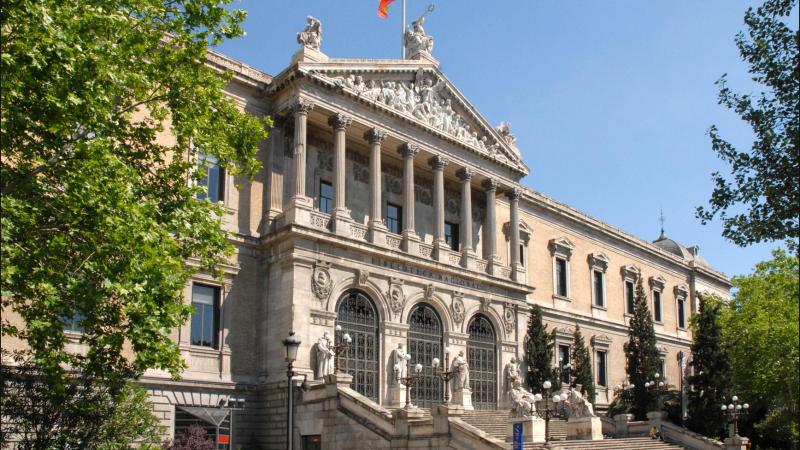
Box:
652 232 693 260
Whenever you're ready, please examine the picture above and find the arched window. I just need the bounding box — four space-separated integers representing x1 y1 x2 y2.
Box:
407 303 443 408
467 314 498 410
336 290 379 401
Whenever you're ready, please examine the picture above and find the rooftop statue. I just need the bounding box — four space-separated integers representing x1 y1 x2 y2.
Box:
496 122 517 147
297 16 322 51
405 6 434 56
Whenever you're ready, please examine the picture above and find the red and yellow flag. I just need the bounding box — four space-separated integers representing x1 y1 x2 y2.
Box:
378 0 395 19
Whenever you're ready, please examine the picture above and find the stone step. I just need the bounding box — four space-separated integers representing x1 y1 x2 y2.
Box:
546 437 685 450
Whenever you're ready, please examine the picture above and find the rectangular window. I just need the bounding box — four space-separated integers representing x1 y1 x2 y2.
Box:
62 311 84 333
661 359 666 377
678 298 686 329
597 351 607 387
191 284 220 349
196 151 225 203
319 180 333 214
625 281 635 314
302 435 322 450
653 291 662 322
555 258 568 297
386 203 402 235
593 270 604 307
174 407 231 450
559 345 571 384
519 244 525 267
444 222 460 251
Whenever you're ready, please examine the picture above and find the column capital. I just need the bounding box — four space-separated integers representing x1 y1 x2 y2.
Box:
328 112 353 130
363 127 388 144
505 187 522 201
398 143 421 159
481 178 500 191
289 99 315 115
456 167 474 182
428 155 449 170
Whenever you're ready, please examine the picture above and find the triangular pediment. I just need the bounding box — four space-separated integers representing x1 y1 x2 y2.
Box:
293 60 528 176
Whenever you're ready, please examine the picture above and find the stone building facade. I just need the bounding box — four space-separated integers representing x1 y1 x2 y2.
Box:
15 20 733 450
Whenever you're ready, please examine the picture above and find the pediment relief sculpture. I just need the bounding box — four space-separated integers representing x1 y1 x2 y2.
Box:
649 275 667 290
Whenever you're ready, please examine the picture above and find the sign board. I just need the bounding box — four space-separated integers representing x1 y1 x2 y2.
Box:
513 422 524 450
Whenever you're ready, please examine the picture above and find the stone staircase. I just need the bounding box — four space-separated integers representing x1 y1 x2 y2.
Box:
461 410 568 449
546 437 686 450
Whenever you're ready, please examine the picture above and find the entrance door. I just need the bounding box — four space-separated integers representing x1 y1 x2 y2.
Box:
467 314 498 410
336 290 379 401
407 303 443 408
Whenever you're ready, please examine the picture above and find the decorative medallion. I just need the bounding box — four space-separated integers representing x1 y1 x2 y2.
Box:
451 292 465 325
503 304 515 334
311 262 333 302
356 269 369 286
424 283 435 301
388 278 406 316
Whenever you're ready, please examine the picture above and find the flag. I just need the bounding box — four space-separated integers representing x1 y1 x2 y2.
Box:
378 0 395 19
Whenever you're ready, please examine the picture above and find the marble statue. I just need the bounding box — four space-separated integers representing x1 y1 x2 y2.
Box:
504 357 523 394
564 387 595 419
451 350 469 390
509 385 536 418
297 16 322 51
390 343 408 386
495 121 517 146
405 8 434 56
315 331 335 379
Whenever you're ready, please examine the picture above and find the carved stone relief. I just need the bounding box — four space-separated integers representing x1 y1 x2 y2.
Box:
355 269 369 286
388 278 406 316
451 292 465 325
311 262 333 302
424 283 435 301
503 304 515 334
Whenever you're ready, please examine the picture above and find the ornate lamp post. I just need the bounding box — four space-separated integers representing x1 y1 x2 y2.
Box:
721 395 749 438
431 347 458 406
644 372 667 411
396 355 424 409
534 380 566 442
332 324 353 374
282 331 301 450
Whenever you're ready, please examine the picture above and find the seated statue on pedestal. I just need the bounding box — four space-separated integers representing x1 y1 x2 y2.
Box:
564 387 595 419
297 16 322 51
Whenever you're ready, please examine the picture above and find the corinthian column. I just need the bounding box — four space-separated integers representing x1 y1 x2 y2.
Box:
457 167 475 269
428 155 449 261
283 99 315 226
507 187 524 282
328 113 353 235
482 178 500 275
364 127 388 244
398 143 420 253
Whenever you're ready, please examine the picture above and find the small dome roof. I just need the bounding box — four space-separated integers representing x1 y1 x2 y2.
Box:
652 232 693 260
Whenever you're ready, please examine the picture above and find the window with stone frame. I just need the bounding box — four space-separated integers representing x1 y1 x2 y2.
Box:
555 258 568 297
195 150 225 204
649 275 666 323
621 265 640 315
503 220 531 267
386 203 402 235
319 179 333 214
674 285 689 330
677 298 686 329
558 344 571 384
191 283 220 349
444 221 459 251
174 406 231 450
588 252 610 308
61 311 84 333
549 237 575 299
596 350 608 387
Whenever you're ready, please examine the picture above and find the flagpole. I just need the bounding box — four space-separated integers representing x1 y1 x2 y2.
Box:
401 0 406 58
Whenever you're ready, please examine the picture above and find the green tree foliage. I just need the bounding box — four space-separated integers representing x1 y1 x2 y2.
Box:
623 276 661 420
696 0 799 248
686 294 731 439
720 249 799 449
0 0 268 443
569 324 595 404
524 304 556 392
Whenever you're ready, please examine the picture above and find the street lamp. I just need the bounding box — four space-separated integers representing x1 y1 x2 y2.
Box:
282 331 301 450
535 380 566 441
431 347 458 406
645 373 667 411
332 324 353 374
721 395 749 438
396 355 424 410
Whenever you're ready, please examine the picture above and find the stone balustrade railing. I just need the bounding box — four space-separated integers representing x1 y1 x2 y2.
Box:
350 223 368 241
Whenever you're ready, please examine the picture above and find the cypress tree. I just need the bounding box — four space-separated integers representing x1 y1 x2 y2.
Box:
624 275 661 419
524 304 556 392
570 324 596 404
687 293 730 439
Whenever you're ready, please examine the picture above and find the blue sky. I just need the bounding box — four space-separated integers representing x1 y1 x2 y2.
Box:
215 0 783 278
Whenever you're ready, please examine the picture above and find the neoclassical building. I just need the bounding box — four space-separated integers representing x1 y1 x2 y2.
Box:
130 19 729 449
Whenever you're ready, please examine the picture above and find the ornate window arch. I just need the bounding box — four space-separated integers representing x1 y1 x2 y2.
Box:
467 314 498 410
336 290 379 401
407 303 444 408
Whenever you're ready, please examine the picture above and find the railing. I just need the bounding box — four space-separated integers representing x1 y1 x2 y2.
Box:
309 211 331 231
419 243 433 259
350 223 368 241
475 258 488 273
500 266 512 279
447 250 461 266
385 233 402 250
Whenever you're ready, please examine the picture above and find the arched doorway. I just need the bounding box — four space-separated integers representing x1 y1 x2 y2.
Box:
407 303 443 408
336 290 379 401
467 314 498 410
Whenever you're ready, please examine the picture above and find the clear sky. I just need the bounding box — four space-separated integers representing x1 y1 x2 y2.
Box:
215 0 783 279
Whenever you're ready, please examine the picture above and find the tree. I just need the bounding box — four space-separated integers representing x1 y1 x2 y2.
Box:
524 304 556 392
719 249 799 449
162 425 215 450
686 293 730 439
696 0 799 248
570 324 596 404
1 0 268 441
623 276 661 420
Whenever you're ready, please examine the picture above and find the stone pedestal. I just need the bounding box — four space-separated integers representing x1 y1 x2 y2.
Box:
291 46 328 63
566 416 603 440
283 196 313 227
394 406 426 435
506 416 546 444
724 436 749 450
369 223 387 247
461 250 477 270
431 404 464 434
331 208 352 237
451 388 474 410
386 385 407 409
402 231 420 255
613 413 633 438
646 410 667 426
487 256 503 276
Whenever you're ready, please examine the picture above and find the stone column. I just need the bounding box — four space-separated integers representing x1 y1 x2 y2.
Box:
507 188 524 282
364 127 388 245
328 112 353 236
284 99 315 226
482 178 500 275
428 155 449 262
398 143 420 253
456 168 475 269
